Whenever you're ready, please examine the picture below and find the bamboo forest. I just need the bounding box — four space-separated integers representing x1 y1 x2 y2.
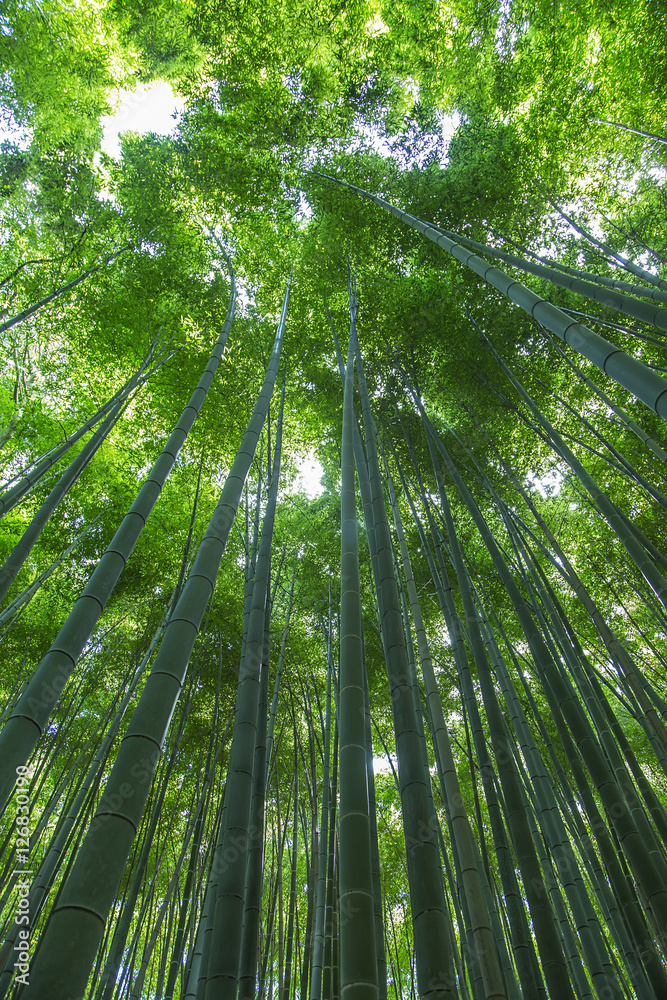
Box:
2 1 667 998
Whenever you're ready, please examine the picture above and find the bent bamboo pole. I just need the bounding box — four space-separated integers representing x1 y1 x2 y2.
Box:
313 173 667 421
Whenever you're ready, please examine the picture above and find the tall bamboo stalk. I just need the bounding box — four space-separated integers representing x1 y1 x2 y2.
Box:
0 251 238 811
314 172 667 420
337 293 378 1000
19 277 289 1000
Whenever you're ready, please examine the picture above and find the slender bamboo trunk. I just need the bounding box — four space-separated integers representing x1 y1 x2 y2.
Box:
311 612 333 1000
390 422 548 1000
362 647 387 1000
204 363 288 1000
592 119 667 144
238 616 272 1000
423 427 584 998
314 172 667 419
379 434 508 1000
337 291 378 1000
489 228 667 303
164 660 227 1000
0 395 128 603
0 253 237 811
0 345 156 517
546 198 667 291
483 339 667 610
546 332 667 463
350 320 458 998
19 278 288 1000
428 217 667 312
298 682 320 1000
93 678 199 1000
0 242 133 336
447 389 667 766
0 517 100 630
282 763 299 1000
420 404 667 943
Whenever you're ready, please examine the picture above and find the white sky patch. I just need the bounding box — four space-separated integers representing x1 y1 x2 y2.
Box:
494 0 529 58
296 191 314 224
354 121 393 158
648 165 667 184
526 468 564 497
235 283 253 309
439 111 461 165
366 15 389 35
531 185 667 281
100 81 185 158
563 201 605 240
355 109 460 168
294 453 325 498
373 754 397 775
205 268 253 308
0 108 30 149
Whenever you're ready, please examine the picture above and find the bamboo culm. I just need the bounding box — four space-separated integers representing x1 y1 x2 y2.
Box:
19 275 289 1000
314 172 667 420
0 252 237 813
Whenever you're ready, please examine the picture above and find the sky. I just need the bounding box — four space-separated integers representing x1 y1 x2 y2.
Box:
0 79 184 152
0 109 28 148
100 81 186 157
294 452 325 499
